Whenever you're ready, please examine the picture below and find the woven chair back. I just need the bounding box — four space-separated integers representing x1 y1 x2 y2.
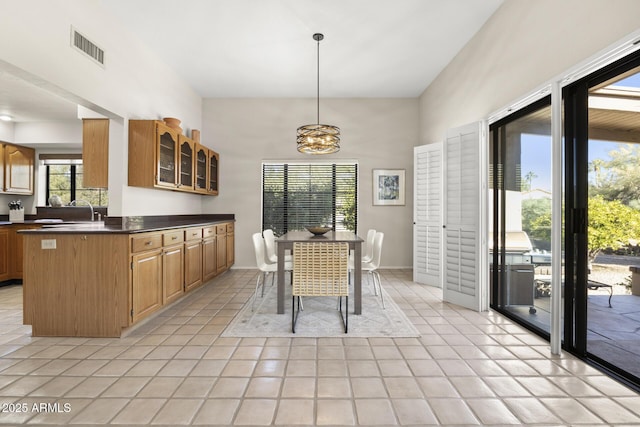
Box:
292 242 349 297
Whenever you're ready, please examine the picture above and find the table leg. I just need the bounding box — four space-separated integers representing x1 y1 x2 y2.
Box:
354 242 362 315
277 243 286 314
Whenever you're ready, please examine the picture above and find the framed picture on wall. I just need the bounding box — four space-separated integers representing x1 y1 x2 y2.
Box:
373 169 405 205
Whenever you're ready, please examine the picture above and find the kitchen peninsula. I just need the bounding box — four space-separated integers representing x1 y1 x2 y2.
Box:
20 214 234 338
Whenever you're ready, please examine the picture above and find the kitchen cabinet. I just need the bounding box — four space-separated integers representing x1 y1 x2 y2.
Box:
178 135 195 191
226 222 235 268
129 120 179 190
128 120 219 196
202 226 217 282
22 220 234 337
208 149 219 195
162 230 184 304
131 233 163 323
0 228 9 282
11 224 41 279
82 118 109 188
3 143 35 194
0 224 41 284
23 233 130 336
184 227 203 291
194 143 208 194
216 223 228 275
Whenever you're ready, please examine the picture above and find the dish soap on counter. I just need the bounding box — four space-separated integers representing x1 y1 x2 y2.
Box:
8 200 24 223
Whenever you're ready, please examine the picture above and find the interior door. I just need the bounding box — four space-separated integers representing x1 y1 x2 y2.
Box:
443 122 486 311
413 142 443 286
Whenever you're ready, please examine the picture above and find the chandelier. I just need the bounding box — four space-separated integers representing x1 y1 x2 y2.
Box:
297 33 340 154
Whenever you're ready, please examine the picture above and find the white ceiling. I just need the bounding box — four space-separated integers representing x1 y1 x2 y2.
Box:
0 0 504 123
102 0 503 98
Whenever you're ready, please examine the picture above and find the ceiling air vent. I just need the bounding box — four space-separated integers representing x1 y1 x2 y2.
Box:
71 27 105 67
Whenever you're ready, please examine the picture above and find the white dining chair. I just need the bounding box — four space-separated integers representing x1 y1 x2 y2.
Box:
350 231 385 308
263 228 292 264
252 232 292 311
362 229 377 263
349 229 376 264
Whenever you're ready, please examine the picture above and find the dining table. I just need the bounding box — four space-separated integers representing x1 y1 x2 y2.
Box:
276 230 364 315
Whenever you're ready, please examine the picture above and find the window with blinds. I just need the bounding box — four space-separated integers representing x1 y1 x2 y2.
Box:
262 162 358 235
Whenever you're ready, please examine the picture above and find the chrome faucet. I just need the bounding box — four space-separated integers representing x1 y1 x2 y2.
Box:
69 199 94 221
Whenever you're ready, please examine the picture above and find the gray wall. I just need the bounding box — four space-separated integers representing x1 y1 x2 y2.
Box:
202 98 419 268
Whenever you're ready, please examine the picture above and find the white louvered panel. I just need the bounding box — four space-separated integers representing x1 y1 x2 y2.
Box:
443 122 481 310
414 143 443 286
414 223 428 273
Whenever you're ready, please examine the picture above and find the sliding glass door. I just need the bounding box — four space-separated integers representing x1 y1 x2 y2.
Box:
565 53 640 387
490 97 555 335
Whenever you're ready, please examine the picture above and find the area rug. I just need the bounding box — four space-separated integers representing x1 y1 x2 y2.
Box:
222 278 420 338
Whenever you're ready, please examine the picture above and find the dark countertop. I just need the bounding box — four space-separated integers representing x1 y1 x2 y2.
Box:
14 214 235 235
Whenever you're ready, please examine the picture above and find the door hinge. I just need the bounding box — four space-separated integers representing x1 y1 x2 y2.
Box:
130 261 134 270
130 309 134 319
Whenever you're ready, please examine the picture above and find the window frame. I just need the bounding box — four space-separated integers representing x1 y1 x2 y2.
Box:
261 161 359 236
45 163 108 207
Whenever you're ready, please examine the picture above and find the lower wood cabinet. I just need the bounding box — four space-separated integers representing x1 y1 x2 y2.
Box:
0 228 9 282
23 233 130 337
130 233 163 323
0 224 42 284
162 229 184 305
184 227 203 291
202 226 217 282
216 224 228 275
22 221 234 337
131 248 163 324
226 224 235 268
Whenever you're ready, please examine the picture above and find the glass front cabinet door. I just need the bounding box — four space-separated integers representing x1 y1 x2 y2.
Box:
155 123 178 188
195 144 208 194
208 150 219 195
178 136 194 191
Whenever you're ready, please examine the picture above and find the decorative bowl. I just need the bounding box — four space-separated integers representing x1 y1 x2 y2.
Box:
163 117 182 129
306 226 332 236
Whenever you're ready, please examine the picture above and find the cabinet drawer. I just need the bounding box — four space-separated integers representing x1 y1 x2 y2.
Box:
131 233 162 253
226 223 234 232
203 226 216 239
216 224 227 234
163 230 184 246
185 228 203 241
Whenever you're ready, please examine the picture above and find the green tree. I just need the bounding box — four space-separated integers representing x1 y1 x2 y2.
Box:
528 196 640 263
522 198 551 249
587 196 640 261
590 143 640 206
522 171 538 191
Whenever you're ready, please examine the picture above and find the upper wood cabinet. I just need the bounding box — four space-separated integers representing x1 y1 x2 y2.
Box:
3 143 34 195
178 135 194 191
128 120 219 195
208 149 219 195
194 143 208 194
82 118 109 188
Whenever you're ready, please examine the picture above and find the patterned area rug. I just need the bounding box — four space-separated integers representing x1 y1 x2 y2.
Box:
222 276 420 338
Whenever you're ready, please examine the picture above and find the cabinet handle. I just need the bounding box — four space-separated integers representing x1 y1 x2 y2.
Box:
172 236 177 240
145 241 153 246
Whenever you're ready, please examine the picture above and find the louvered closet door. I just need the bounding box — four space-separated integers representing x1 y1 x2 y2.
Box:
443 122 483 311
413 143 442 286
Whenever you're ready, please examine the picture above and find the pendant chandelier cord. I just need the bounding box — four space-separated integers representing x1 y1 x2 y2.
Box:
315 34 321 125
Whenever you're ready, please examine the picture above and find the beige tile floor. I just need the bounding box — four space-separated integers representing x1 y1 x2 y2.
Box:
0 269 639 425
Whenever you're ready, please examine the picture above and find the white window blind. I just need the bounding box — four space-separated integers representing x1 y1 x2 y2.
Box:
262 162 358 235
